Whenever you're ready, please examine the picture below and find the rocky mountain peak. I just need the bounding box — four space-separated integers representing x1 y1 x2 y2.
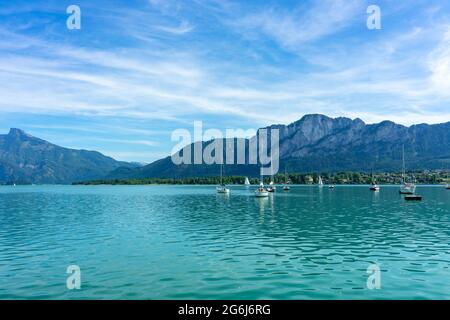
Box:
8 128 28 138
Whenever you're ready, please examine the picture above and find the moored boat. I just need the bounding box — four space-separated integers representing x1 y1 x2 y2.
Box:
318 175 324 188
216 163 230 194
216 185 230 193
267 181 276 193
404 194 422 201
283 168 290 191
399 146 416 194
255 169 269 197
255 182 269 197
399 182 416 195
369 173 380 191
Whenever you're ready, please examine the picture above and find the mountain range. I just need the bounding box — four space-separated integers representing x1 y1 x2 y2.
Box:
107 114 450 179
1 114 450 184
0 128 137 184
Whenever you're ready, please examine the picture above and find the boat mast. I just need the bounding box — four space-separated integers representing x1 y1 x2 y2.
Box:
285 167 288 184
260 167 263 186
402 145 406 183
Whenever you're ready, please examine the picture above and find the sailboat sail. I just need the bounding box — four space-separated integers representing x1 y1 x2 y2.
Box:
244 177 250 186
283 168 290 191
216 163 230 193
255 167 269 197
400 146 416 194
318 175 324 186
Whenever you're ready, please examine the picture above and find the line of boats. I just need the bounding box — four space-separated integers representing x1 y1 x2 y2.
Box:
217 146 450 200
216 163 449 201
218 176 449 200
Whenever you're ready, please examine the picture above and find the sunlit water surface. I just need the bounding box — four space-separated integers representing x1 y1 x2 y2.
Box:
0 185 449 299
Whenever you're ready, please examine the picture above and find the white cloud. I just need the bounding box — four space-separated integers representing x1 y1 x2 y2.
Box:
234 0 363 49
155 20 194 34
428 26 450 95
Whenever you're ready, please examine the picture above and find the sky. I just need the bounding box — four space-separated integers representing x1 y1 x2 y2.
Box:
1 0 450 163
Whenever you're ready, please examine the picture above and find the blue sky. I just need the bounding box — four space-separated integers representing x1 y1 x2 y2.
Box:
1 0 450 163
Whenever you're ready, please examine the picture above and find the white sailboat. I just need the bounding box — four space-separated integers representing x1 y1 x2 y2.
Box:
318 175 324 188
244 177 250 187
266 164 276 192
283 168 290 191
255 182 269 197
370 173 380 191
255 169 269 197
216 163 230 194
267 180 276 193
399 146 416 195
445 170 450 189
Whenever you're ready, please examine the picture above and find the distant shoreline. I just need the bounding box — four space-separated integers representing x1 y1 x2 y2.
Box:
1 183 449 187
70 171 449 186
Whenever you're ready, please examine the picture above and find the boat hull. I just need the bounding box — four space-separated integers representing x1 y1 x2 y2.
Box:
216 187 230 194
405 195 422 201
399 184 416 195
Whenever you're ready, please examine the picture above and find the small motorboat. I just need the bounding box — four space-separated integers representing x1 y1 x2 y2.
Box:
446 184 450 190
370 184 380 191
283 185 290 191
328 185 335 189
404 195 422 201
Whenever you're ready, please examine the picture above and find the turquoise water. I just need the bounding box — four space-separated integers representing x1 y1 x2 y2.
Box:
0 185 449 300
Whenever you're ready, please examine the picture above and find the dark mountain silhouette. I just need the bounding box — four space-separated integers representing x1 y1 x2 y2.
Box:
0 128 137 184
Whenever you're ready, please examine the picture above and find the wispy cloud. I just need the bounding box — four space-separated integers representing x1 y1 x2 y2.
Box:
1 0 450 162
154 20 194 34
428 26 450 96
233 0 363 50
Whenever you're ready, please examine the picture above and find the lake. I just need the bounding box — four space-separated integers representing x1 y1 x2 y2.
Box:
0 185 449 299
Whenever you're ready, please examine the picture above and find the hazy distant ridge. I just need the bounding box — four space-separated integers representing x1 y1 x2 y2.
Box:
0 128 137 184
